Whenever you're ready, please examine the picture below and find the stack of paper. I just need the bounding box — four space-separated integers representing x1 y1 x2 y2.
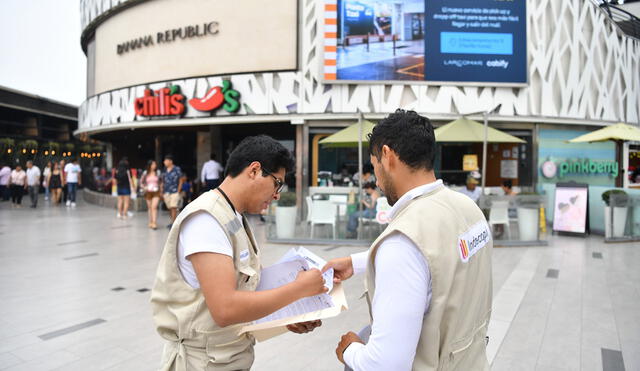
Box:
239 247 349 341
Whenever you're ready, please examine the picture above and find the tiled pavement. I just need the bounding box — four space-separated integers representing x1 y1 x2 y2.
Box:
0 193 638 370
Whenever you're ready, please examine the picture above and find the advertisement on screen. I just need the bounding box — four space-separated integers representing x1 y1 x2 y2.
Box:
324 0 527 85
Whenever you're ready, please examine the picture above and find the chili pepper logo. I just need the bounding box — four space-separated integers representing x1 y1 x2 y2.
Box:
189 80 240 113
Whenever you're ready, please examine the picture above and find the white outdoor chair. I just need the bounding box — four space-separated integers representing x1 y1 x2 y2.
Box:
329 195 348 216
489 200 511 239
358 197 390 239
310 200 337 239
305 196 313 223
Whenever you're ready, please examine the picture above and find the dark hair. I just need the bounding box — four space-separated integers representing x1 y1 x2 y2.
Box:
225 135 294 177
164 154 174 162
368 109 436 171
116 158 129 182
210 153 216 160
363 181 376 190
502 180 513 189
363 163 373 174
145 159 156 174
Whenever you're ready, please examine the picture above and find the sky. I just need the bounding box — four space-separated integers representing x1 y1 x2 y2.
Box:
0 0 86 106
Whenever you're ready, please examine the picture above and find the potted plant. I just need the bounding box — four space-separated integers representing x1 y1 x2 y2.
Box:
275 192 297 239
516 192 540 241
602 189 629 238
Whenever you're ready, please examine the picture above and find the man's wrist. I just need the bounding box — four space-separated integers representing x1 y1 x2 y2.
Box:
342 341 364 367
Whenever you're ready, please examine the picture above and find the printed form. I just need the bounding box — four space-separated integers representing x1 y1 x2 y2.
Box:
240 247 348 341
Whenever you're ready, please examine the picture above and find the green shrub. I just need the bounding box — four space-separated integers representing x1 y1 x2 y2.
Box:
602 189 628 207
277 192 297 207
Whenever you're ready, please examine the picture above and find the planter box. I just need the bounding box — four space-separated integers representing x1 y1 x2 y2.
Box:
275 206 297 239
517 207 538 241
604 206 628 238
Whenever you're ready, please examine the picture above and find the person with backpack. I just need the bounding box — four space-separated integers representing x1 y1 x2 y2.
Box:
115 158 135 219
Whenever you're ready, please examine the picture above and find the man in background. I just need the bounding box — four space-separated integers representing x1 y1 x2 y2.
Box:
459 175 482 203
201 153 223 192
0 163 10 201
161 155 184 228
25 160 41 208
64 158 81 208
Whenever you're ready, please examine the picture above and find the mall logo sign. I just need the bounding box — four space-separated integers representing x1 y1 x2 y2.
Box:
117 21 219 55
134 85 185 117
189 80 240 114
541 159 619 179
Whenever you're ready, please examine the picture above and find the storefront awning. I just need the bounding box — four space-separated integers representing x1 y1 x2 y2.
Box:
319 120 376 148
435 117 526 143
567 123 640 143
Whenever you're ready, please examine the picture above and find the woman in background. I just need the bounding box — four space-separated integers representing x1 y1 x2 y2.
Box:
141 160 162 229
115 158 134 219
47 162 63 204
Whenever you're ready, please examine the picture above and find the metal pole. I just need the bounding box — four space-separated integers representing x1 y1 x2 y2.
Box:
482 111 488 191
357 112 364 238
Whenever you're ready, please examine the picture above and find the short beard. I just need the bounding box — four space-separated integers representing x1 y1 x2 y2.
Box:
379 166 398 206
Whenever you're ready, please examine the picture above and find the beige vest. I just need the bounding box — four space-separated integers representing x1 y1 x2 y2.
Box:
366 186 492 371
150 190 261 371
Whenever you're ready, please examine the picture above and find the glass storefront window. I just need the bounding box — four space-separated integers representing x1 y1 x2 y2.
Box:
478 194 548 246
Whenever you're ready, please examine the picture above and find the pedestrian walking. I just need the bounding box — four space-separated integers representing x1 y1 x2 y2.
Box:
141 160 162 229
160 155 184 229
0 163 10 201
324 110 493 370
42 161 52 201
200 153 223 191
64 158 81 207
151 135 324 370
25 160 41 208
59 160 68 203
9 164 26 208
115 158 135 219
47 162 63 204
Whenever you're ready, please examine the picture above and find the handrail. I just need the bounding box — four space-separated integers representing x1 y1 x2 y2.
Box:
599 1 640 40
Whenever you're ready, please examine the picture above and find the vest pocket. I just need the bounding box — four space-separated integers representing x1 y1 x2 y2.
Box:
201 329 255 369
237 264 259 290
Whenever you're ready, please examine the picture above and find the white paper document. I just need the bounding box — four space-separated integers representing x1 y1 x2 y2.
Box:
239 247 349 341
254 258 334 324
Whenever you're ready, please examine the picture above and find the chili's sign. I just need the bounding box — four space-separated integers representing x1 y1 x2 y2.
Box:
133 81 241 118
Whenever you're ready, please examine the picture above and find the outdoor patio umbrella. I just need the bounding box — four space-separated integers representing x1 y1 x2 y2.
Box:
567 122 640 187
434 117 526 143
435 117 525 189
318 119 376 148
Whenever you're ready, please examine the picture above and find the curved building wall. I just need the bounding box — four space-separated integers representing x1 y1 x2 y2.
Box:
78 0 640 134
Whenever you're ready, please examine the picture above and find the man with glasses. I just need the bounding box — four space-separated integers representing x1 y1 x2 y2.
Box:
151 135 327 370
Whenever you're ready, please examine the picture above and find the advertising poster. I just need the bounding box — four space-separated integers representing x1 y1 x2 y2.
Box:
552 184 588 234
333 0 425 81
325 0 527 85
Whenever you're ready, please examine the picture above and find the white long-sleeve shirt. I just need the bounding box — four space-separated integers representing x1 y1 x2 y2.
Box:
343 180 444 371
201 160 223 182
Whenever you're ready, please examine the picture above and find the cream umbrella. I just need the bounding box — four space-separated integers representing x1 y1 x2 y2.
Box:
435 117 526 143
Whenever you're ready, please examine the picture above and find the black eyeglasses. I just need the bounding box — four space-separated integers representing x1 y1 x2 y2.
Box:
262 168 285 194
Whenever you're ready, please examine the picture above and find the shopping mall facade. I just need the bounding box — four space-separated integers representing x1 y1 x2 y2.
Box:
78 0 639 217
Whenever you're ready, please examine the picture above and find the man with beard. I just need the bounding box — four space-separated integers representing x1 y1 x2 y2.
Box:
151 135 327 370
324 110 493 370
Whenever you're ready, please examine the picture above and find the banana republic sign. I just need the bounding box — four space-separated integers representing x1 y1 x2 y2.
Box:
117 21 219 55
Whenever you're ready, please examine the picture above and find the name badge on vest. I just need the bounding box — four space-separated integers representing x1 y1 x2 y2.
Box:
458 220 491 263
239 249 250 262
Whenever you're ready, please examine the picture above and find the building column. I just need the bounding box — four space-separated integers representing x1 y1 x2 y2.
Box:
196 130 212 184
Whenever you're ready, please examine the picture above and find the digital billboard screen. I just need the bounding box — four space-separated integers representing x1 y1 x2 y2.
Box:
324 0 527 85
